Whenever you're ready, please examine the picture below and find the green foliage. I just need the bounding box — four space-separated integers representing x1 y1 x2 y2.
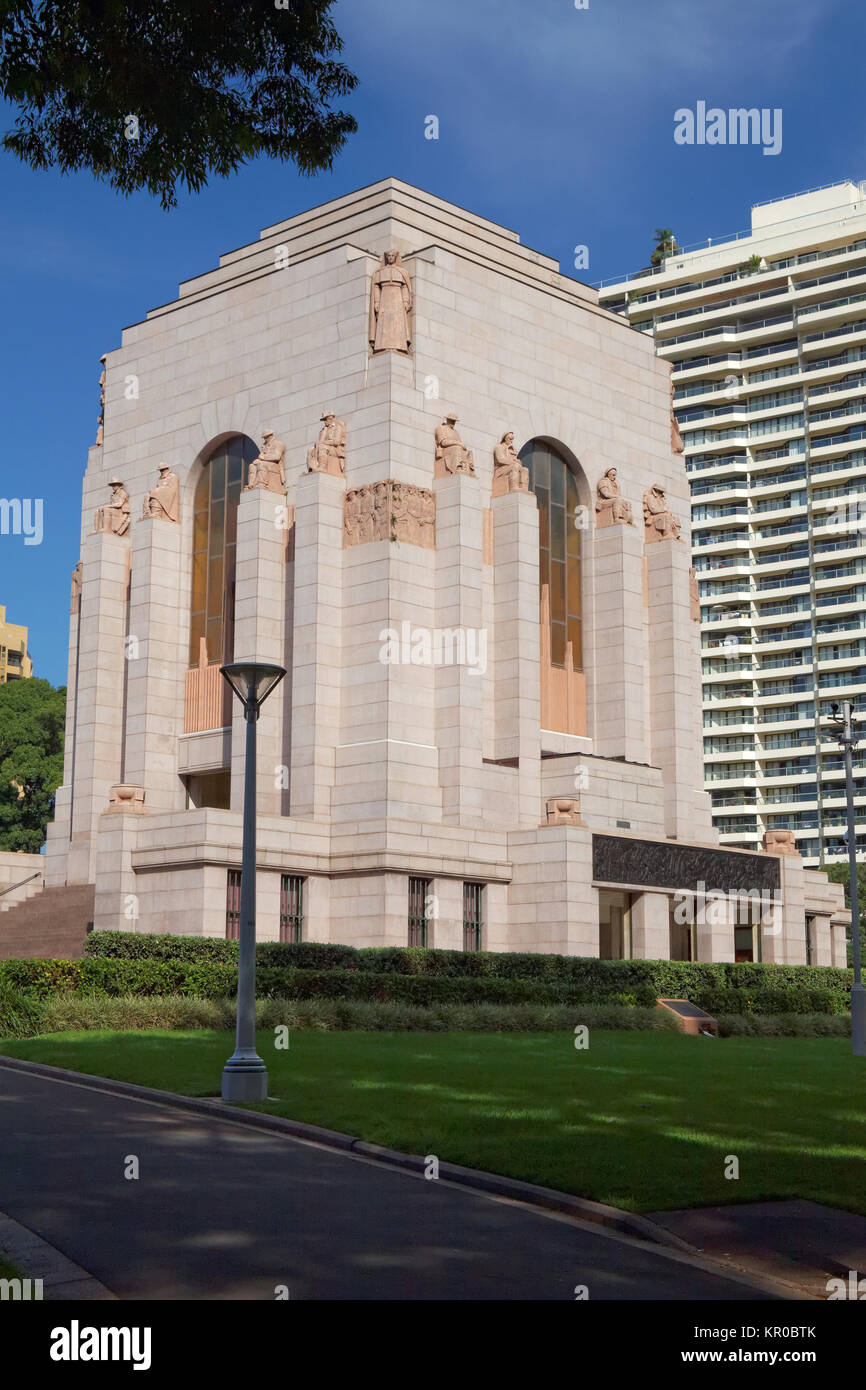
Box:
826 863 866 920
0 957 82 997
715 1012 850 1038
78 933 854 1014
650 226 680 266
85 931 357 971
688 986 846 1017
1 948 852 1016
0 676 65 851
0 1 357 208
0 979 45 1037
30 993 679 1036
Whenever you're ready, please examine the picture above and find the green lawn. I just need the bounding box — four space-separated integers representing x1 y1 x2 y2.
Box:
3 1029 865 1214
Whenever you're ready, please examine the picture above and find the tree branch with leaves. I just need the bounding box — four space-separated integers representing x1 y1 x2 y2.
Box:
0 0 358 207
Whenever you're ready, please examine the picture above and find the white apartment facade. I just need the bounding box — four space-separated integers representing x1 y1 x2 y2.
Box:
599 181 866 867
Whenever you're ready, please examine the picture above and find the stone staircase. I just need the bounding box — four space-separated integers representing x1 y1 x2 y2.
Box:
0 884 95 960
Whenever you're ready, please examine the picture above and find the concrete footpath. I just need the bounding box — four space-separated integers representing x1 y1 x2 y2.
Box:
0 1058 800 1301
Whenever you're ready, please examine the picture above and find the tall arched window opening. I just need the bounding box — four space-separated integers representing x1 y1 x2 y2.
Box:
189 436 258 666
519 440 582 670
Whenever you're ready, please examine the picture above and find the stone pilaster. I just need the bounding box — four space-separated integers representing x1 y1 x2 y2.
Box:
762 853 805 963
590 521 648 764
694 897 737 963
492 488 541 827
67 529 130 884
230 486 290 817
92 809 141 932
507 825 596 955
810 913 833 967
123 516 185 812
289 470 344 821
645 538 711 841
630 890 670 960
45 572 83 885
434 472 484 826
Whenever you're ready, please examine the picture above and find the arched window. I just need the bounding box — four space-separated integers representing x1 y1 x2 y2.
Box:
189 436 259 666
519 440 582 669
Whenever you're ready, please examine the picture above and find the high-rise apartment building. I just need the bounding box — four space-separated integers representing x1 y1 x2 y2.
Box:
0 605 33 682
599 181 866 866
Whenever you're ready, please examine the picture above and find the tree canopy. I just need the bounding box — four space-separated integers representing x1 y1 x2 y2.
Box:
650 227 680 267
0 0 358 208
0 677 65 852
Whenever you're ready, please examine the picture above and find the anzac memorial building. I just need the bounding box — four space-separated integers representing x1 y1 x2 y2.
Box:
43 179 847 965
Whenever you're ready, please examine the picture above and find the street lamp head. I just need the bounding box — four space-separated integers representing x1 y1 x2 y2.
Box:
220 662 286 713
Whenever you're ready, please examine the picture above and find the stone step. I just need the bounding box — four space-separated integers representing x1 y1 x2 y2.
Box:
0 884 95 960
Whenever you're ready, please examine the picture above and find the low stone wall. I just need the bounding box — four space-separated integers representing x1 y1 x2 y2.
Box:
0 851 45 912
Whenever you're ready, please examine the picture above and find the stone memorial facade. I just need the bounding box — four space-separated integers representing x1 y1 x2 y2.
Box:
44 179 847 965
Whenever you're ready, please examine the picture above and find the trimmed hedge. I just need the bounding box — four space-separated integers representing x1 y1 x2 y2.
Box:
79 933 853 1014
84 932 357 972
0 957 653 1007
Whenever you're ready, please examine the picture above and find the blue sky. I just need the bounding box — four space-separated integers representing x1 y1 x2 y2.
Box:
1 0 863 685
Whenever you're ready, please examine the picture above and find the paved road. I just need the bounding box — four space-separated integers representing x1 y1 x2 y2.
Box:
0 1064 779 1300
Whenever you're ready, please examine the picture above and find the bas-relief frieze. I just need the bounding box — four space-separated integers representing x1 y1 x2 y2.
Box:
592 834 781 895
343 480 435 549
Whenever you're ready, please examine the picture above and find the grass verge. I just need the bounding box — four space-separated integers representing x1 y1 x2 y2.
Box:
2 1027 864 1215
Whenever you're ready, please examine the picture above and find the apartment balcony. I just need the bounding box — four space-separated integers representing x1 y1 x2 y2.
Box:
753 634 811 654
809 402 866 437
693 531 750 552
743 338 798 366
756 652 812 672
672 352 744 380
691 505 751 525
798 291 866 330
703 662 758 680
801 317 866 352
749 466 808 493
807 376 866 409
688 476 750 500
803 348 866 389
791 264 866 307
810 450 866 477
702 609 753 626
810 427 866 461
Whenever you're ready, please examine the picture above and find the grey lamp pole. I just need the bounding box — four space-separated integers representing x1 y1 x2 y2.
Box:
828 700 865 1057
220 661 286 1102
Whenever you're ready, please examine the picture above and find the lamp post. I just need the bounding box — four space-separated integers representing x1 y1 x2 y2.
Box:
220 661 286 1102
826 701 865 1057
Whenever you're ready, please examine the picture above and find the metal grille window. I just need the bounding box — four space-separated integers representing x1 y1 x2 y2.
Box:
226 869 241 940
463 882 483 952
280 875 304 944
408 877 430 947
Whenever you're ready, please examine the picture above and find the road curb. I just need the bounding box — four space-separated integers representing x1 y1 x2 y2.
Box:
0 1051 690 1251
0 1211 116 1301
